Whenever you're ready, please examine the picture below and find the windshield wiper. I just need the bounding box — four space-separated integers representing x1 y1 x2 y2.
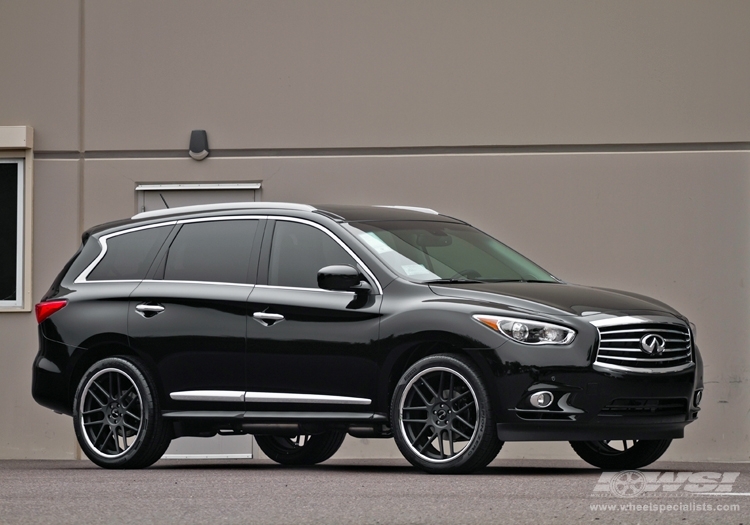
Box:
423 278 483 284
475 278 557 283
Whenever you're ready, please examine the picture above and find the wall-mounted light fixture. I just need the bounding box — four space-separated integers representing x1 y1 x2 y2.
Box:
189 130 209 160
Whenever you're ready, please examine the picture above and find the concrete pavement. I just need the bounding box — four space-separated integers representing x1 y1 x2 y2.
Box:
1 458 748 524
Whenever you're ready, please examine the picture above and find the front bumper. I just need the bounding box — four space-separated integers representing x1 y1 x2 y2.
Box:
497 421 688 441
493 364 701 442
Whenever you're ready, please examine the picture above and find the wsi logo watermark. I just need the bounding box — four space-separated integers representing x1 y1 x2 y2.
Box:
593 471 741 498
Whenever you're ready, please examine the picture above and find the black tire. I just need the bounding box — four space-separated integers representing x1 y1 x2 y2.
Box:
255 432 346 465
390 354 503 474
73 357 172 469
570 439 672 470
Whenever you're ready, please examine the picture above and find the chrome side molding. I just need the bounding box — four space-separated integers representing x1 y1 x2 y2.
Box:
170 390 372 406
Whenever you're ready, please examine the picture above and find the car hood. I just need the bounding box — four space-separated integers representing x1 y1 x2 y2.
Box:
428 281 681 318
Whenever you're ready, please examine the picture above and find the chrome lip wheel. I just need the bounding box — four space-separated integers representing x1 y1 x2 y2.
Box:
79 368 143 459
399 366 479 463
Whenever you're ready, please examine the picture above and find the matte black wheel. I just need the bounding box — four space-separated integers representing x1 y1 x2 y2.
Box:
255 432 346 465
391 354 503 474
73 357 171 469
570 439 672 470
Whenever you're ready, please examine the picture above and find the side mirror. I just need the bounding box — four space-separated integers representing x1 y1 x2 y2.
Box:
317 265 369 293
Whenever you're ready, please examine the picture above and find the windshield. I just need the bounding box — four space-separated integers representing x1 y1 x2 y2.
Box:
342 220 558 283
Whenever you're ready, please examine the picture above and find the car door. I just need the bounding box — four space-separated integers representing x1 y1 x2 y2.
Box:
245 218 382 409
128 217 263 412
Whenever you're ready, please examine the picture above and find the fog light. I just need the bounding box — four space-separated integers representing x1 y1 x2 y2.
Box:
530 391 554 408
694 390 703 407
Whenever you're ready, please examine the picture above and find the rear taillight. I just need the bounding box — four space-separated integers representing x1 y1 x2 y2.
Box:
35 299 68 324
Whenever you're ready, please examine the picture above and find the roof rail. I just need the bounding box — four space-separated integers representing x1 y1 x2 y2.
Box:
374 205 439 215
132 202 316 220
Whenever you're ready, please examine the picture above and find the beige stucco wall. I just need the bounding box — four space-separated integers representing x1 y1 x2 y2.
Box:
0 1 748 462
0 1 80 152
81 1 750 150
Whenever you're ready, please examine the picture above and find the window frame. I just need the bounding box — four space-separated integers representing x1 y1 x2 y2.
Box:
0 126 33 312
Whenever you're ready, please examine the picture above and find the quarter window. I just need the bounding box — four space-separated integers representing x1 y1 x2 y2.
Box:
88 225 173 281
164 220 258 284
268 221 356 288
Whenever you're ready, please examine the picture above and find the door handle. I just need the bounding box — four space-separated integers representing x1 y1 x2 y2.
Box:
135 303 165 318
252 311 284 326
253 312 284 321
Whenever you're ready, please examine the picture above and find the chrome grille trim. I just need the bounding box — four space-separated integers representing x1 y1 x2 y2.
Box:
591 316 694 374
597 354 689 363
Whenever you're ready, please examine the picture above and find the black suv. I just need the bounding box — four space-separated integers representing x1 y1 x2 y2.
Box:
32 203 703 473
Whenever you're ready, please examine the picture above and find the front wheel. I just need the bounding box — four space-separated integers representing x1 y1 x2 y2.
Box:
73 357 171 469
391 354 503 474
570 439 672 470
255 432 346 465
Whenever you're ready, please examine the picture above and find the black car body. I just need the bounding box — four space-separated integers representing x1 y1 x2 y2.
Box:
32 203 703 473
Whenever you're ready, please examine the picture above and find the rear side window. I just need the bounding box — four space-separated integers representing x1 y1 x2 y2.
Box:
269 221 356 288
88 225 172 281
164 220 258 284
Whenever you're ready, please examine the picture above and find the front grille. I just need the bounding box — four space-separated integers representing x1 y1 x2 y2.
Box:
594 321 693 373
599 398 688 417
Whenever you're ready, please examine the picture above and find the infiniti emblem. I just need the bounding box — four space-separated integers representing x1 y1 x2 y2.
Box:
640 334 666 355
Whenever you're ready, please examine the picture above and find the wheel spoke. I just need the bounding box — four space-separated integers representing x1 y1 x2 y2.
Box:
438 372 445 401
97 427 114 449
448 427 455 456
87 386 107 407
420 378 439 400
82 407 104 416
410 422 432 446
120 387 138 410
412 384 431 406
123 410 142 421
454 413 475 430
92 381 111 402
437 430 445 459
402 418 428 423
92 422 108 445
450 389 471 404
451 426 472 441
417 430 437 453
403 406 428 411
453 400 475 414
122 421 139 432
111 427 122 453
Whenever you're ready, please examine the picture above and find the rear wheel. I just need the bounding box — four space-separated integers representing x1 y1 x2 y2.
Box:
255 432 346 465
391 354 503 474
73 357 171 469
570 439 672 470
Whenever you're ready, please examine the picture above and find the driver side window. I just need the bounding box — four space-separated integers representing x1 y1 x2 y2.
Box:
269 221 356 288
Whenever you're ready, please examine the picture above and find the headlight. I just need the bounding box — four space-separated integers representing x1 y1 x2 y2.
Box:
473 315 576 345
